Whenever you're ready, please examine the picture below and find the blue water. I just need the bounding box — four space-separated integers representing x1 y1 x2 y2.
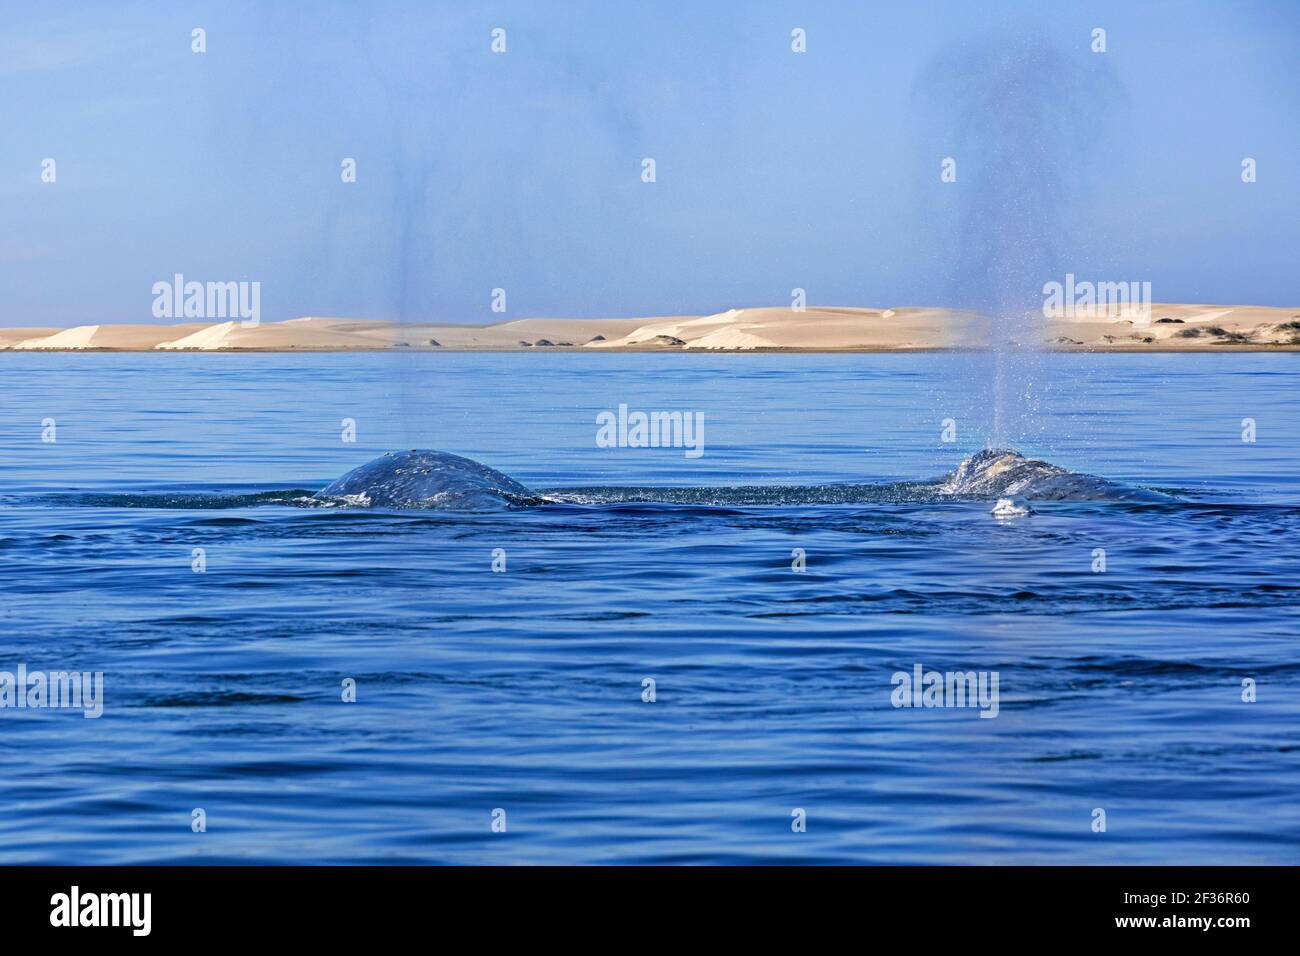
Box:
1 352 1298 864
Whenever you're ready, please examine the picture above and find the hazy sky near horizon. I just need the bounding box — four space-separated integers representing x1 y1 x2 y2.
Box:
2 0 1297 327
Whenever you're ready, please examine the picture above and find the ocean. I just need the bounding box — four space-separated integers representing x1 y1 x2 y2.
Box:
1 351 1297 863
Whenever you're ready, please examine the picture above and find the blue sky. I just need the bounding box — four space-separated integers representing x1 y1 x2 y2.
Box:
2 0 1297 326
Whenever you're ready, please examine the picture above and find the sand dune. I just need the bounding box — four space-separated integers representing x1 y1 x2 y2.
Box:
12 323 210 350
1 306 1296 352
589 307 987 350
156 317 395 350
0 327 59 347
1045 304 1300 349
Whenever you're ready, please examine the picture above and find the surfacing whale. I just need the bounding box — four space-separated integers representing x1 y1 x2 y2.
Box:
315 447 1163 510
315 449 539 509
934 448 1161 501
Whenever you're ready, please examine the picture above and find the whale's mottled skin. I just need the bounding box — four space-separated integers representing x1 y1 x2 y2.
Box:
315 450 538 509
935 448 1161 501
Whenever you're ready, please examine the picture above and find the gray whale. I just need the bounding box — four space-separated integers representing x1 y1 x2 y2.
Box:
315 449 539 509
934 448 1161 501
316 447 1162 510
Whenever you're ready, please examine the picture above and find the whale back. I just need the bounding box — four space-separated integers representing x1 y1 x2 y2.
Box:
936 448 1160 501
315 450 537 509
316 447 1163 509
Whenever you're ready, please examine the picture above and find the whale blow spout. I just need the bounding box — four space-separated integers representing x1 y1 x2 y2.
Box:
315 449 539 509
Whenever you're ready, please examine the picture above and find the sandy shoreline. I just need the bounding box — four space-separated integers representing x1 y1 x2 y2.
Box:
3 305 1298 353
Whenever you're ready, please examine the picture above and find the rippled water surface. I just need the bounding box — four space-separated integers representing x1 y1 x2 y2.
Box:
1 353 1297 863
